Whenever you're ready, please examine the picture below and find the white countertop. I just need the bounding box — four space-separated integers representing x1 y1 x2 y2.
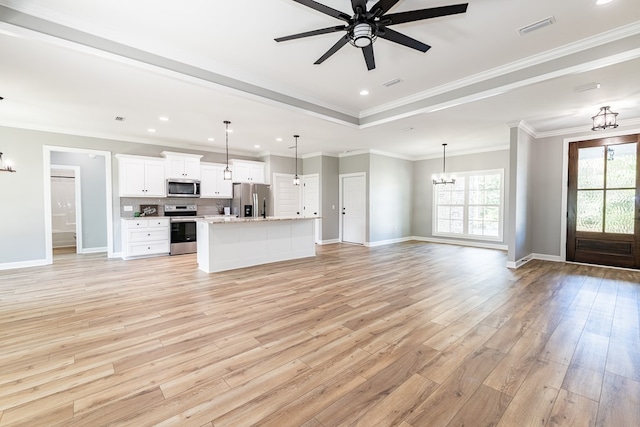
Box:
200 216 318 224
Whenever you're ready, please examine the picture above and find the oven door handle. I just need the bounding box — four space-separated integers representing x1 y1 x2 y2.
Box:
170 218 198 223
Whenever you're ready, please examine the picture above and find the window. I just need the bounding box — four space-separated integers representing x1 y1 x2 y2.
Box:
433 169 504 241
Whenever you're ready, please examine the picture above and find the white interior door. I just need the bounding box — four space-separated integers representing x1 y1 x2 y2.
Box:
274 173 301 217
303 174 320 243
302 174 319 217
342 174 366 244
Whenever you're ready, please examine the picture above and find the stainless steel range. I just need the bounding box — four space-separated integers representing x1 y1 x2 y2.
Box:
164 204 202 255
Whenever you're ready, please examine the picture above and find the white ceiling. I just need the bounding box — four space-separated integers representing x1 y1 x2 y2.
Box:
1 0 639 158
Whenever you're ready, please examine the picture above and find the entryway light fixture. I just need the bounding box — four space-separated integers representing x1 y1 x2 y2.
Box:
223 121 232 180
432 144 455 185
0 152 16 173
592 106 618 131
293 135 301 186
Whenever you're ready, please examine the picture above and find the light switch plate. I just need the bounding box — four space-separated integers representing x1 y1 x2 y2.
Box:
124 205 133 212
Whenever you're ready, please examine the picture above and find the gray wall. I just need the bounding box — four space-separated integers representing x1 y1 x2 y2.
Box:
531 135 565 257
0 127 47 263
412 149 510 245
508 127 534 263
369 154 413 242
50 151 107 250
321 156 339 241
0 125 256 265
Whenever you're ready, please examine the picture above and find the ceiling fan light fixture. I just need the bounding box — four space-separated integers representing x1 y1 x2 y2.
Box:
350 23 376 48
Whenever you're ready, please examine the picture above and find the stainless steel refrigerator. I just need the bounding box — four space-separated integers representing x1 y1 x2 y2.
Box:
232 183 270 218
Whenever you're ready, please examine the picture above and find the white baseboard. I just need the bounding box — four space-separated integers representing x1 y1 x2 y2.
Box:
506 254 534 269
0 258 49 271
365 236 413 247
319 239 340 245
532 253 563 262
80 247 107 254
412 236 508 251
110 251 123 259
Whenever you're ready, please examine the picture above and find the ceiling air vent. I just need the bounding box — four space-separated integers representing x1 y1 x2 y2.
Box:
382 77 403 87
114 116 126 122
518 16 556 35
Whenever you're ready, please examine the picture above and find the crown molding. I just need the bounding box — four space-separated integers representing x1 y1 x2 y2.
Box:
360 22 640 119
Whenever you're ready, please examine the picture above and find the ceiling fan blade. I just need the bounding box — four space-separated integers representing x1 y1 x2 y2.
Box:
383 3 468 26
378 27 431 52
314 34 350 64
369 0 401 17
362 44 376 70
275 25 347 42
294 0 351 23
351 0 367 15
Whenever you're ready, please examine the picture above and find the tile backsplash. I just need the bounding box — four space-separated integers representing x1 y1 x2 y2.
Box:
120 197 231 218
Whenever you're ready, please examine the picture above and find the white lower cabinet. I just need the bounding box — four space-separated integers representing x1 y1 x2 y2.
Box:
122 218 170 259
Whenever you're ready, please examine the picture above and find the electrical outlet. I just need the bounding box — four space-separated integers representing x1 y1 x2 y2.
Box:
124 205 133 212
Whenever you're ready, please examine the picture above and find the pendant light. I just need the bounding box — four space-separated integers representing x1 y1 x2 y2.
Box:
432 143 455 185
293 135 301 186
0 152 16 173
223 120 232 180
591 106 618 131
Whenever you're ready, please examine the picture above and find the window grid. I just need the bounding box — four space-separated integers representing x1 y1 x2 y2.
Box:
433 169 504 241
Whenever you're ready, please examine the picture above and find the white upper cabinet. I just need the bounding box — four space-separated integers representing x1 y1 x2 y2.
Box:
162 151 202 180
200 162 233 198
117 155 166 197
230 159 265 183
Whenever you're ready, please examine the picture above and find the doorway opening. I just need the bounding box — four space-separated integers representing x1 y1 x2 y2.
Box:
43 146 113 264
50 165 81 256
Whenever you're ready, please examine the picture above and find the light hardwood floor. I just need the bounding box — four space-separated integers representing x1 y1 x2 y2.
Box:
1 242 639 426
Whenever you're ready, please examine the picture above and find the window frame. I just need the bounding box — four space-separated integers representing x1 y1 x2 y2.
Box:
432 168 505 242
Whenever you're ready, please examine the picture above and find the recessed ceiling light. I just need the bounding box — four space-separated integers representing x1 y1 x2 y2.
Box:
596 0 613 5
208 137 215 142
254 145 261 148
158 116 169 121
360 89 369 96
276 137 283 142
147 128 156 133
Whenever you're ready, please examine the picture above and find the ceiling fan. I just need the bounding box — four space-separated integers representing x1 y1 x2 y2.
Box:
275 0 469 71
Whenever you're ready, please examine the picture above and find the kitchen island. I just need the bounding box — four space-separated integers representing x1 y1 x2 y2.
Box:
196 216 316 273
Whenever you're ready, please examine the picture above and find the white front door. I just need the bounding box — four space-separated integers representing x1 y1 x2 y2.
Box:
303 174 320 243
274 173 302 217
341 174 366 244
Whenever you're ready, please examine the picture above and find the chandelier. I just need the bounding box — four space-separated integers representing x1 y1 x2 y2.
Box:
432 144 455 185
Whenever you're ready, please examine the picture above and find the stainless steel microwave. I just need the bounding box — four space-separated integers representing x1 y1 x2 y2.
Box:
166 179 200 198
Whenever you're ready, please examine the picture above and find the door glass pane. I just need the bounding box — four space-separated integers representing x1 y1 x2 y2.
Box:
576 190 603 232
578 146 605 189
605 189 635 234
606 143 637 189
